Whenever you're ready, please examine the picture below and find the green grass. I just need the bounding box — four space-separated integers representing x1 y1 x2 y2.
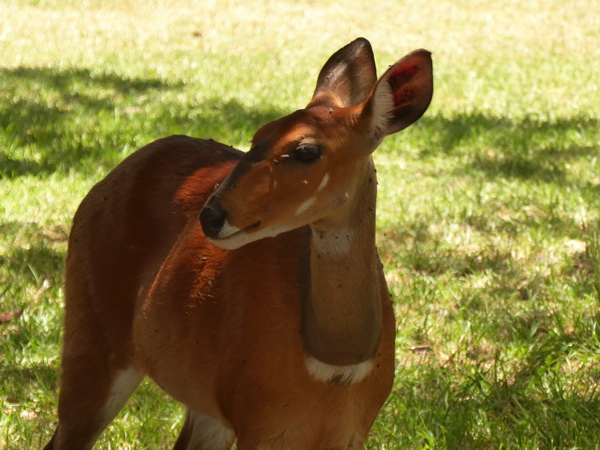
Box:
1 0 599 448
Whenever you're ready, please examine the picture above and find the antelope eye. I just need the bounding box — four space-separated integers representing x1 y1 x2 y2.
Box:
290 144 322 163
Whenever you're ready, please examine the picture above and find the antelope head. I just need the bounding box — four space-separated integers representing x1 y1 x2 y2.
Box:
200 38 433 250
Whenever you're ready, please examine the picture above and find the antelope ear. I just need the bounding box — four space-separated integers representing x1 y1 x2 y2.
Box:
366 49 433 138
308 38 377 108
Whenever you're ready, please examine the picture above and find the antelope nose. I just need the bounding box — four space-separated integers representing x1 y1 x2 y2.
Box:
199 205 227 239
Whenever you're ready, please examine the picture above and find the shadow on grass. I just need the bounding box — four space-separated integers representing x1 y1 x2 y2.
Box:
378 112 598 278
7 66 172 94
381 225 520 278
419 112 598 155
411 113 600 194
382 356 600 447
2 245 65 284
0 364 59 403
0 66 176 177
0 220 66 282
0 66 285 178
4 65 596 187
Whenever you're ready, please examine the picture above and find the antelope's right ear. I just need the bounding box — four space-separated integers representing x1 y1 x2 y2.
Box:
365 49 433 138
308 38 377 108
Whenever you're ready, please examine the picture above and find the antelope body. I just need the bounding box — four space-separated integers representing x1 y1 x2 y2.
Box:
45 38 433 449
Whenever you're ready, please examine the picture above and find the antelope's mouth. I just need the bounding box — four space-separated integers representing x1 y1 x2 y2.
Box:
218 220 262 240
246 220 262 231
199 200 262 240
207 220 263 251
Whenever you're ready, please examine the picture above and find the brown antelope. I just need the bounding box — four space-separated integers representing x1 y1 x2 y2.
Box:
45 38 433 449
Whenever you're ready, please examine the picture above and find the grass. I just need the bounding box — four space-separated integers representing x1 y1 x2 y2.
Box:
1 0 599 447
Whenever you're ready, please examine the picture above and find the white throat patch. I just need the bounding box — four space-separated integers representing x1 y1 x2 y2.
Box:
306 356 373 384
313 228 354 255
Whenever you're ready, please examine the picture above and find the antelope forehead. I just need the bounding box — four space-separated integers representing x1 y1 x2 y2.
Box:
252 111 324 147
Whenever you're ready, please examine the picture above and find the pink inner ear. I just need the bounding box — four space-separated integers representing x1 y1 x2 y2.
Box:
387 63 420 105
388 63 419 88
393 87 417 108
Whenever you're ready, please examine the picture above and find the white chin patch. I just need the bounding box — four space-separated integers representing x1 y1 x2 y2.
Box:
217 220 241 239
305 356 373 384
209 223 290 250
209 234 248 250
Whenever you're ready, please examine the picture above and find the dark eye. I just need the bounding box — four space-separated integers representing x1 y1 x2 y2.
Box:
290 144 322 163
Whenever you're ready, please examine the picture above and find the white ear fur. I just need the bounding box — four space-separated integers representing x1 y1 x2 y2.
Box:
370 71 396 138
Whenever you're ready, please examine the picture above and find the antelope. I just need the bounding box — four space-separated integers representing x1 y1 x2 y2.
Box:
45 38 433 449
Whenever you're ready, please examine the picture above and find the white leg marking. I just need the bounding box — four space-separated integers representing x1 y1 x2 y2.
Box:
306 356 373 384
317 173 330 192
294 196 316 216
102 366 144 426
186 411 235 449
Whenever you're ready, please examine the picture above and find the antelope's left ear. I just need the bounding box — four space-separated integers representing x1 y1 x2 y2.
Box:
308 38 377 108
364 49 433 138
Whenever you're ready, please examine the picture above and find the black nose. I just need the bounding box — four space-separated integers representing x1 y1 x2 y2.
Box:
199 205 227 239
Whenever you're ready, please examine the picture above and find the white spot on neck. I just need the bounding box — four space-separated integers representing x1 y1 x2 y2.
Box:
306 356 373 384
313 228 353 255
294 196 316 216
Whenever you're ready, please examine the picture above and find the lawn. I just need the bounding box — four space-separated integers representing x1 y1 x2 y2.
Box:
1 0 599 448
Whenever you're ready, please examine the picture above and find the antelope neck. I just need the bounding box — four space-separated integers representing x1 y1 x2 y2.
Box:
301 158 382 367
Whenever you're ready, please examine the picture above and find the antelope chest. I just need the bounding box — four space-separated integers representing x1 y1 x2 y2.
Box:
132 227 395 444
